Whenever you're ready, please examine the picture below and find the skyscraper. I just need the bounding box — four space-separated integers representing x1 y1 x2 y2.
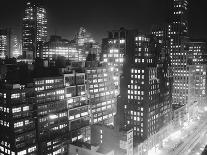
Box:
11 35 22 58
152 0 189 106
22 0 47 60
0 29 11 59
117 32 172 142
170 0 188 36
169 0 189 106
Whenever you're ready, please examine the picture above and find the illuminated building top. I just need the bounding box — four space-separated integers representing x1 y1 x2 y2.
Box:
22 0 47 59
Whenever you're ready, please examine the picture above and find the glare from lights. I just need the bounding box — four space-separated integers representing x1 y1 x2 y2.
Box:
170 130 181 139
110 67 114 71
49 114 58 120
148 147 161 155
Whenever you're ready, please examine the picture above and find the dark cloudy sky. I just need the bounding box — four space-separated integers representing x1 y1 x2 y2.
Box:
0 0 206 42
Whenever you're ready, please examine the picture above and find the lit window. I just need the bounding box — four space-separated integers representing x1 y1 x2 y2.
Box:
23 106 29 111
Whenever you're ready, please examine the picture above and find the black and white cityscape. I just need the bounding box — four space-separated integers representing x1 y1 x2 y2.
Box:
0 0 207 155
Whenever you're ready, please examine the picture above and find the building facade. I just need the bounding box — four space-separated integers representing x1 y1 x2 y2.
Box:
0 83 37 155
0 64 93 155
118 32 172 143
86 65 117 126
34 76 69 155
187 41 207 107
64 72 91 144
102 28 127 96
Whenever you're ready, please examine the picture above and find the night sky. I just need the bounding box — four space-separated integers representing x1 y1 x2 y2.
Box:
0 0 206 42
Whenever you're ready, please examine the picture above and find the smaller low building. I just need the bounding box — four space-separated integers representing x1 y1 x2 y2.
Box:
91 124 127 155
69 144 115 155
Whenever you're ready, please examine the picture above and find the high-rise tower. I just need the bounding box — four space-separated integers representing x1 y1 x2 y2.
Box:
170 0 188 36
0 29 11 59
22 0 47 60
116 29 172 143
168 0 190 106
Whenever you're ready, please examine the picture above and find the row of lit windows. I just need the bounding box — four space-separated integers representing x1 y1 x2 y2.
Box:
0 107 9 113
89 83 105 89
86 69 107 74
92 100 114 108
128 95 143 100
14 119 31 128
12 106 29 113
51 123 67 131
69 111 89 120
92 105 112 114
0 146 37 155
128 90 144 95
0 120 9 127
128 85 140 90
16 145 36 155
131 69 144 74
135 36 149 42
93 113 114 123
108 39 125 44
130 80 144 85
35 79 62 85
11 93 21 99
0 145 13 155
131 74 144 79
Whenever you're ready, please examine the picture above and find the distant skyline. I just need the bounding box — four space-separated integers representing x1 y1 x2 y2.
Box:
0 0 207 42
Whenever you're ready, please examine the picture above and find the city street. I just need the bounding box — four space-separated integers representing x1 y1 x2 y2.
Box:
188 134 207 155
148 106 207 155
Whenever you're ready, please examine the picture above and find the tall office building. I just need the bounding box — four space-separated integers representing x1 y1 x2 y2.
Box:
0 29 11 59
22 0 47 60
11 35 22 58
169 0 189 106
152 0 189 106
169 0 188 36
118 32 172 142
